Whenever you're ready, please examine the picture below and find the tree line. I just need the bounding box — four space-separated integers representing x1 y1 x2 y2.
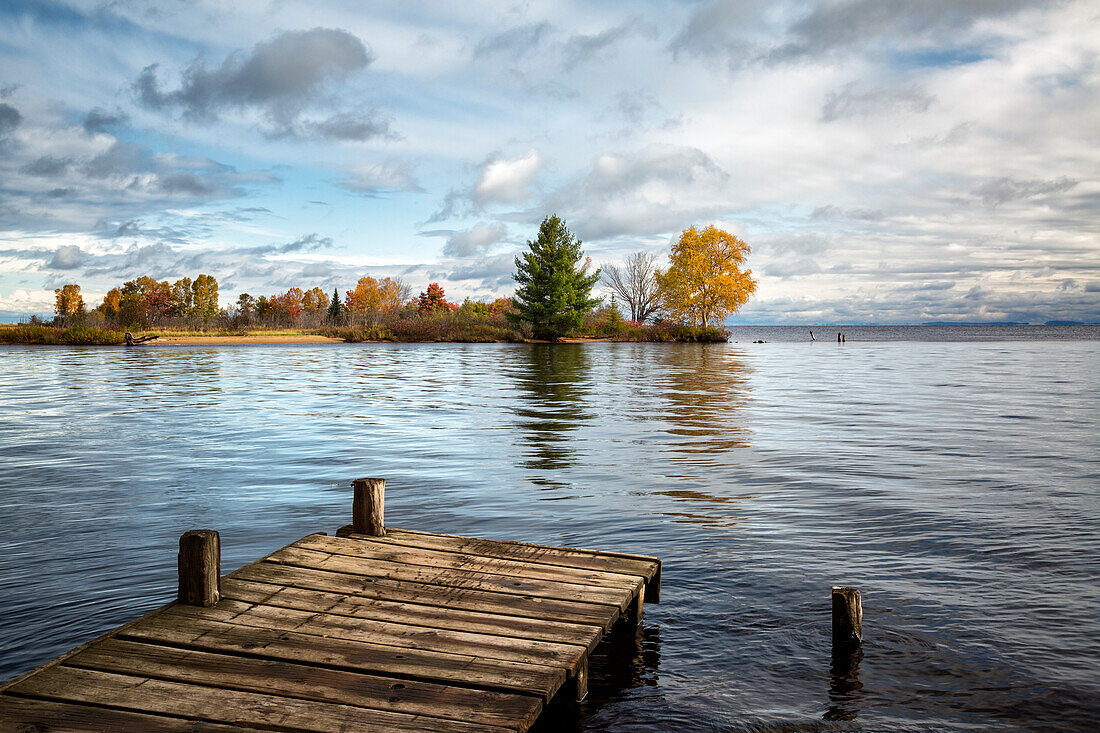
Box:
54 275 221 329
52 273 510 331
50 216 757 339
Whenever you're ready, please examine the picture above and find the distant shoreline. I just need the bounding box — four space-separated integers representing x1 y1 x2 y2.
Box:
150 334 344 345
150 334 622 345
141 334 668 345
0 325 724 346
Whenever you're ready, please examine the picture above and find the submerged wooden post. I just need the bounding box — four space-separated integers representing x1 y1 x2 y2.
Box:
626 587 644 626
573 654 588 702
832 586 862 650
178 529 220 607
353 478 386 536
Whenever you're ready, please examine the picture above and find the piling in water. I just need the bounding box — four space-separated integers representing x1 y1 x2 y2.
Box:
832 586 862 650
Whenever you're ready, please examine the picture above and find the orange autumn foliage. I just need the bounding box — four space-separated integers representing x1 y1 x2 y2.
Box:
345 276 408 315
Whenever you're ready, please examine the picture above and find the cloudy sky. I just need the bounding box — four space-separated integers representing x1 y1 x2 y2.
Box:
1 0 1097 323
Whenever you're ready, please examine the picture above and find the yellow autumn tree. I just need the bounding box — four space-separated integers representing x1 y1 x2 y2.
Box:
54 284 84 318
191 274 220 321
99 288 122 320
301 286 329 312
345 276 409 316
657 225 757 327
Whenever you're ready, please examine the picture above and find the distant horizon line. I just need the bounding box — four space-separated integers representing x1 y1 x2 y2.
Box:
727 321 1100 327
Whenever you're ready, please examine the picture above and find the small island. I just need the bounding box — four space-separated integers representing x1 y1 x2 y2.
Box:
2 217 754 346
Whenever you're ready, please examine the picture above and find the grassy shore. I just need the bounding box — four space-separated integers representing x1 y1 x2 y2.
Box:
2 322 729 345
317 321 728 343
0 323 126 345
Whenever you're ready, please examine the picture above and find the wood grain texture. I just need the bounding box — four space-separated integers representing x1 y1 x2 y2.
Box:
305 534 643 592
341 526 662 602
832 586 862 648
220 576 604 651
6 666 513 733
268 544 633 611
178 529 220 607
66 637 540 731
232 561 621 631
159 598 587 669
0 696 268 732
352 478 385 536
117 614 566 700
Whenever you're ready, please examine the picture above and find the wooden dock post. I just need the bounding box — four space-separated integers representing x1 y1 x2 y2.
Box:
177 529 220 607
832 586 862 650
352 477 386 536
573 654 589 702
626 586 644 626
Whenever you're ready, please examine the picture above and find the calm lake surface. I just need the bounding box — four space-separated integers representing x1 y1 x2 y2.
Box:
2 326 1098 731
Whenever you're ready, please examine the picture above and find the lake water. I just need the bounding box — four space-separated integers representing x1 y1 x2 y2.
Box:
2 326 1098 731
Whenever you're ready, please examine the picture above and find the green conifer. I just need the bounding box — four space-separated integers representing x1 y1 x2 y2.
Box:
509 215 601 340
326 287 343 325
607 294 624 332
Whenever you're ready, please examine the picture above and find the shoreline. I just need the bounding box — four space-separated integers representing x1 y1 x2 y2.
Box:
1 334 717 346
2 324 731 346
150 334 344 345
152 334 631 345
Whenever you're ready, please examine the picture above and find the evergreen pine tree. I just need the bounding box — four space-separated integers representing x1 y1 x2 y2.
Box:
509 215 601 339
607 294 624 331
326 287 343 325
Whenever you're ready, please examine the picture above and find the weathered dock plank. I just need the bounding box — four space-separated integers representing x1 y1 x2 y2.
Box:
118 614 566 700
219 576 604 651
0 696 270 732
161 599 588 667
67 638 540 731
235 561 624 631
354 527 662 601
268 544 634 610
314 533 646 591
6 666 511 733
0 478 661 732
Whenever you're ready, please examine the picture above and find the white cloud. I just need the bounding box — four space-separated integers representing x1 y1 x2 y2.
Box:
337 159 423 195
474 150 542 206
439 221 508 258
0 288 54 315
540 144 731 240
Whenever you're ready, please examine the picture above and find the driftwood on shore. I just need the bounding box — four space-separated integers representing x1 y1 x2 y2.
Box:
123 332 159 346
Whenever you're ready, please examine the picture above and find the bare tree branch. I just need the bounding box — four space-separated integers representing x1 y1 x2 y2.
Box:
602 251 660 323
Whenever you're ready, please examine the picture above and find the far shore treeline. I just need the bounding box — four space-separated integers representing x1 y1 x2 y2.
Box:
4 217 757 345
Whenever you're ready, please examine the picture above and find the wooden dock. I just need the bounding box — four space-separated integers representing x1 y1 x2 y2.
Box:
0 478 660 732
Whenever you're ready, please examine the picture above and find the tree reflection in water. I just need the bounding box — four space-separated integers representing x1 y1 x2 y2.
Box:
644 344 755 528
511 344 593 473
655 344 752 456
